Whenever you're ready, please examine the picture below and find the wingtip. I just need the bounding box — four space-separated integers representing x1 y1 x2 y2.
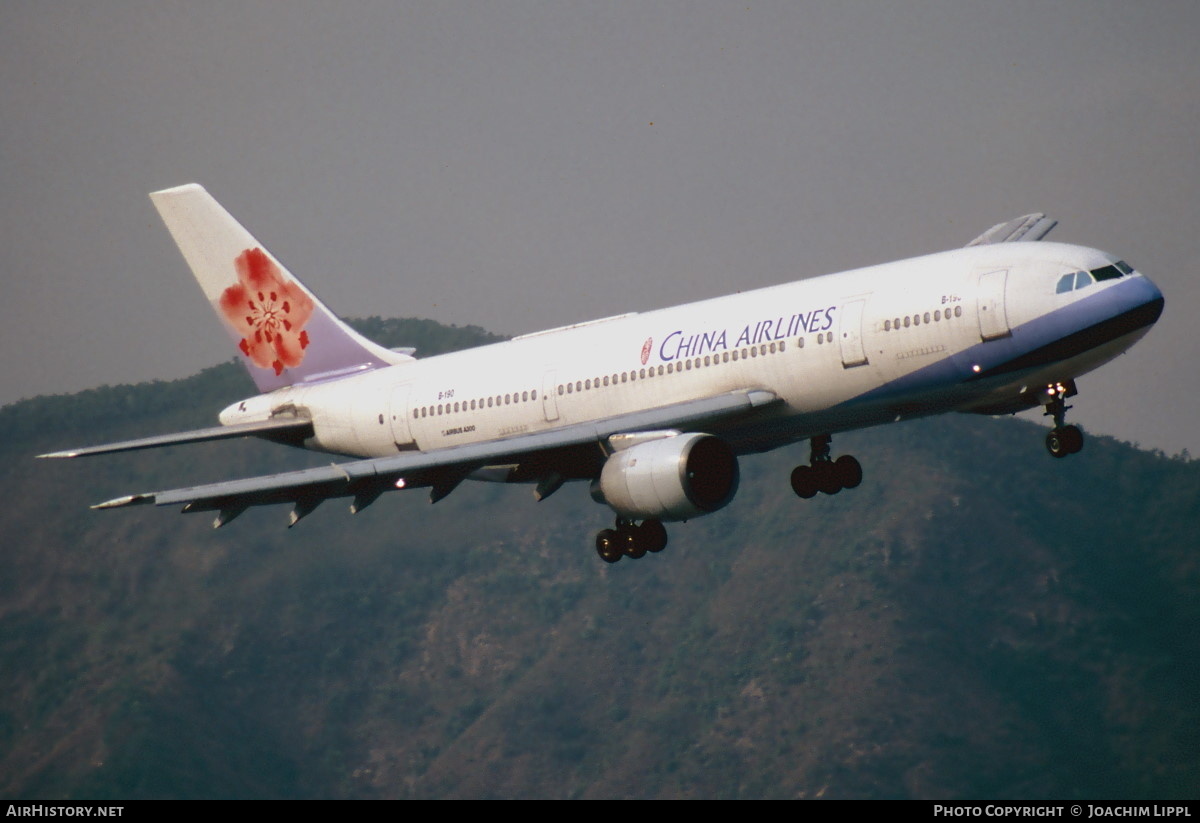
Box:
36 450 79 459
92 494 154 510
149 182 205 200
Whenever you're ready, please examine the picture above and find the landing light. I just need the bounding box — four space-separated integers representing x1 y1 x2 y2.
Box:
972 364 981 373
395 478 406 489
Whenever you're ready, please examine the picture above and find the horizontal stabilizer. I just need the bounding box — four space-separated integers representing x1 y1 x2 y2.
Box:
966 213 1057 247
39 417 313 459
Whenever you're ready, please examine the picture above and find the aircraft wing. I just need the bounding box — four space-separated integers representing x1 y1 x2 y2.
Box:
38 417 314 459
92 389 780 524
966 213 1057 247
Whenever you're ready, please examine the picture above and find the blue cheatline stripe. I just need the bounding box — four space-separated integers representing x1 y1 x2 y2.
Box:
847 276 1163 408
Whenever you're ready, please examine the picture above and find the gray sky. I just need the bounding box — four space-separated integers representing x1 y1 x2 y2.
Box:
3 1 1197 454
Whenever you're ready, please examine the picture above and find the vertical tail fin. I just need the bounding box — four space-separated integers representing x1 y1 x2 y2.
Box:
149 184 410 393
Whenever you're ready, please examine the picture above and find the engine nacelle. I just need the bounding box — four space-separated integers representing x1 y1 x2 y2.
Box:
590 433 739 522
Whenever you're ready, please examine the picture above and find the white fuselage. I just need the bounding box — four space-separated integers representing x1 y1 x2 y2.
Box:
220 241 1163 468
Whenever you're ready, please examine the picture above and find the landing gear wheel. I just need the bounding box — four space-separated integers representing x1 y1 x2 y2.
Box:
834 455 863 489
595 529 622 563
1045 429 1070 459
790 465 818 499
815 462 842 495
622 528 647 559
1061 424 1084 454
794 436 864 498
639 519 668 553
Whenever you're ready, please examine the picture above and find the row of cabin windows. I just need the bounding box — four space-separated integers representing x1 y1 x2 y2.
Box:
413 390 539 418
882 304 963 332
412 334 809 417
555 340 790 396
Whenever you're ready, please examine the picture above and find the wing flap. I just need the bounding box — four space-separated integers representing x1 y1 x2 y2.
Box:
966 213 1057 246
39 417 314 459
94 389 780 516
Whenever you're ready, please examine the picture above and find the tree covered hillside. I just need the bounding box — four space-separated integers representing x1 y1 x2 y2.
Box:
2 318 1197 799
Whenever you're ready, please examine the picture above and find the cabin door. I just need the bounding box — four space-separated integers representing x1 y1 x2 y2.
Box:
542 371 560 422
839 299 870 368
977 269 1012 341
388 384 416 450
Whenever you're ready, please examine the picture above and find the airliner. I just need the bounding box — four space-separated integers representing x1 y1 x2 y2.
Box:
41 185 1164 563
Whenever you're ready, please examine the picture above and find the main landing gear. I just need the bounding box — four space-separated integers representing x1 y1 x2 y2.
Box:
790 434 862 499
595 518 668 564
1043 382 1084 458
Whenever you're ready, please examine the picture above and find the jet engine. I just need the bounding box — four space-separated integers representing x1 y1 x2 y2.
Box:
590 433 739 521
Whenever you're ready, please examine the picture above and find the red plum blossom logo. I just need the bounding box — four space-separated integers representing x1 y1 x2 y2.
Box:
219 248 314 375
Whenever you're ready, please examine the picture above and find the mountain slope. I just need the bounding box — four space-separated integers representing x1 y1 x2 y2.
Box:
2 319 1197 799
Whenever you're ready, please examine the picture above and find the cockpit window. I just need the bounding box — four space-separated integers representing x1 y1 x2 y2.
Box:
1057 261 1132 294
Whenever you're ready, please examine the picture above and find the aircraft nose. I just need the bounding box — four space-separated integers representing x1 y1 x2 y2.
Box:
1132 273 1165 326
1146 277 1164 317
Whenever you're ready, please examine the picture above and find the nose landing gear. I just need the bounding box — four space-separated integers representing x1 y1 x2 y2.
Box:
1043 382 1084 458
790 434 863 499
